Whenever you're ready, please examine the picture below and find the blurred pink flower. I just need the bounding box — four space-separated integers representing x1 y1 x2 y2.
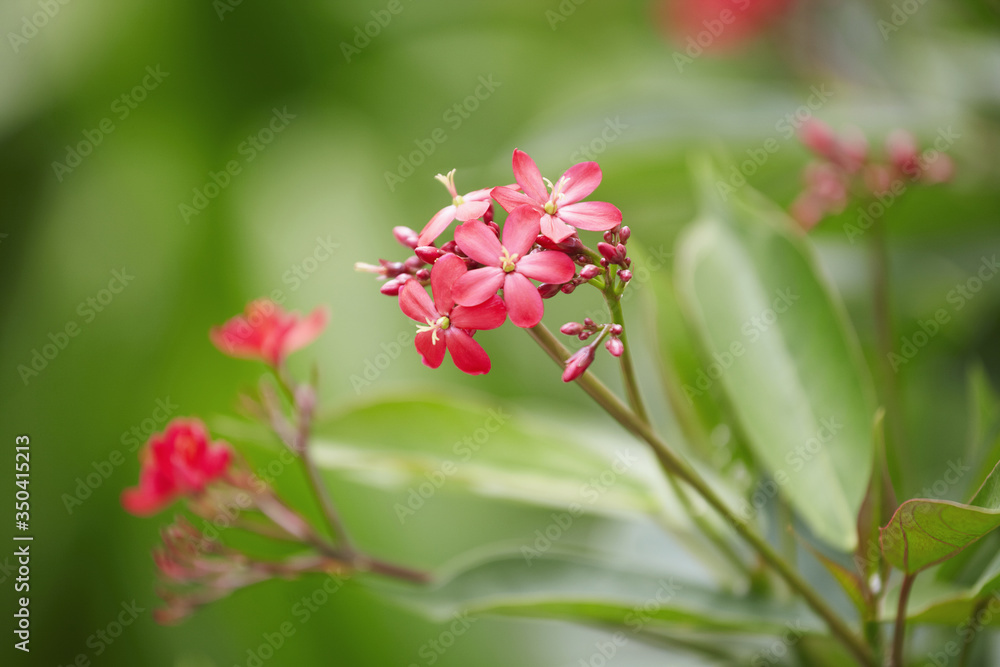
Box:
122 419 232 515
210 300 328 367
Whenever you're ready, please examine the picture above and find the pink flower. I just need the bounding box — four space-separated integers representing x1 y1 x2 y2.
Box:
210 300 328 366
491 149 622 243
417 169 493 246
399 253 507 375
452 207 577 327
122 419 233 516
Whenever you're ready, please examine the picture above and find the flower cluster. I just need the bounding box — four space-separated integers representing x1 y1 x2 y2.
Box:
790 119 955 230
124 301 426 623
359 149 636 380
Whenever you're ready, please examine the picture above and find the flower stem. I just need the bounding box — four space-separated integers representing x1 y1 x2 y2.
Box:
871 216 907 493
891 573 916 667
607 293 649 424
527 323 875 667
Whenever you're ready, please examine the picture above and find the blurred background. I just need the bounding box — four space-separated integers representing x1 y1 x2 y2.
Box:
2 0 999 665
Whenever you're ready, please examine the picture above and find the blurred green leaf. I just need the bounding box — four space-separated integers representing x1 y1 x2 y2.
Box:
675 165 877 552
369 552 817 637
881 461 1000 575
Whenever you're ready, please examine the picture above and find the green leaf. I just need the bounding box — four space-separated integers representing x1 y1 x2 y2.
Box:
369 551 817 637
881 461 1000 575
674 164 877 551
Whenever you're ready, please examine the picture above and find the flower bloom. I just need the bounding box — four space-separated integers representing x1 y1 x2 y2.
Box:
399 253 507 374
452 207 577 327
491 149 622 243
210 300 328 366
417 169 493 246
122 419 233 516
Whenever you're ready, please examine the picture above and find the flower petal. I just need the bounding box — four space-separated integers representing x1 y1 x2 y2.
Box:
516 251 577 284
415 330 446 369
455 199 490 222
430 253 467 313
283 306 329 355
490 186 537 213
502 205 542 257
503 271 545 328
539 213 577 243
451 295 507 330
453 267 505 306
417 205 457 247
444 329 491 375
512 149 548 203
559 161 602 204
464 188 493 202
455 220 503 266
556 201 623 231
399 280 437 323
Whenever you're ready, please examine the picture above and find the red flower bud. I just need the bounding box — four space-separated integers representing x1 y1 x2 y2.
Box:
580 265 601 281
562 346 596 382
606 337 624 358
393 226 420 249
560 322 584 336
538 283 562 299
415 245 445 264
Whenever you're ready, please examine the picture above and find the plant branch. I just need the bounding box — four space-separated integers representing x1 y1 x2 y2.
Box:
527 323 876 667
607 291 649 424
891 573 916 667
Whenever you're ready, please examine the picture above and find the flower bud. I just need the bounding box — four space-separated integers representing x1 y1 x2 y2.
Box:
560 322 584 336
440 240 459 255
922 154 954 184
618 269 633 283
392 226 420 249
483 203 494 225
560 282 577 294
620 226 631 243
885 129 919 173
799 119 837 160
536 235 561 251
562 346 596 382
579 264 601 281
537 283 562 299
404 255 426 271
381 260 407 278
606 337 624 357
380 279 402 296
598 242 622 264
609 324 623 336
415 245 445 264
603 230 615 243
487 221 501 238
583 318 595 327
415 268 431 281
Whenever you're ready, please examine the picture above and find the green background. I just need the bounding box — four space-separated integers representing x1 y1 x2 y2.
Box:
2 0 1000 665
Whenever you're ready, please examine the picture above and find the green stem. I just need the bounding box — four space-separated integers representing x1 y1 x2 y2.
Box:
871 216 907 494
891 573 916 667
527 323 876 667
607 292 649 424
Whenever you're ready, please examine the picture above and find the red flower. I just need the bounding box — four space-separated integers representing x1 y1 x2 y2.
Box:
491 149 622 243
399 254 507 375
210 300 328 366
417 169 493 247
122 419 232 516
452 207 577 328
